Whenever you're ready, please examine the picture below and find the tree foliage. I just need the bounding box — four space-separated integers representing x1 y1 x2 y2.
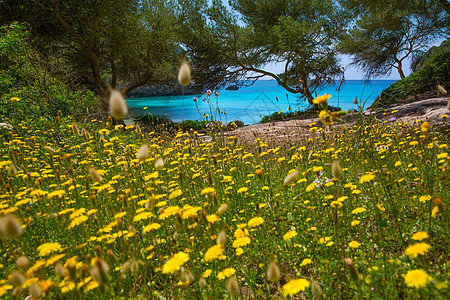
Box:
179 0 348 104
1 0 180 102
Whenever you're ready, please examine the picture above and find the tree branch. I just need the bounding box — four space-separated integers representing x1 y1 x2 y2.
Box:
87 0 109 52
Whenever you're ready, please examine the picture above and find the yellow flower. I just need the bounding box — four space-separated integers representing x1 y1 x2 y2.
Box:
248 217 264 227
143 223 161 233
37 242 62 256
351 207 367 214
421 121 430 133
359 173 375 184
206 214 220 224
404 243 431 258
411 231 428 241
319 110 333 126
202 269 212 278
306 182 316 192
237 187 248 194
217 268 236 280
404 269 432 288
204 244 224 262
351 220 360 226
283 231 297 241
162 252 189 274
201 187 216 195
300 258 312 266
283 278 310 297
418 195 431 203
67 215 88 229
313 93 331 104
232 237 251 248
159 206 180 220
348 241 360 248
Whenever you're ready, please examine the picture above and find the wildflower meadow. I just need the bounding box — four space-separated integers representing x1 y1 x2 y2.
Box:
0 92 449 299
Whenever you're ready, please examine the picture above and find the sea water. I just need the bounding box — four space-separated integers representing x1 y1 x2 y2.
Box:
126 80 396 125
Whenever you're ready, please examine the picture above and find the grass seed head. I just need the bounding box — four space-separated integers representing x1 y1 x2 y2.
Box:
331 160 342 180
7 164 17 177
29 283 42 298
218 204 228 215
267 261 281 282
284 170 299 186
89 167 102 183
178 62 191 86
9 271 25 287
226 277 240 296
437 84 447 96
137 144 149 161
311 280 323 297
109 90 128 120
0 215 23 239
199 278 207 288
16 256 28 268
71 121 79 135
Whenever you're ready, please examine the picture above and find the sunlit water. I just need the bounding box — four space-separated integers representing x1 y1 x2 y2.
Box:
126 80 396 125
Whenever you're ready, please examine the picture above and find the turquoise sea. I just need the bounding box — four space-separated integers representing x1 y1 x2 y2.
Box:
127 80 396 125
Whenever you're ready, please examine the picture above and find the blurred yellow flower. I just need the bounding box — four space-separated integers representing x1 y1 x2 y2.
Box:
283 278 310 297
404 269 432 288
162 252 189 274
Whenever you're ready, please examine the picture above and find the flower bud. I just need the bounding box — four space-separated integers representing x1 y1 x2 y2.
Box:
217 230 226 245
218 204 228 215
199 278 207 288
178 62 191 86
284 170 298 186
311 280 323 297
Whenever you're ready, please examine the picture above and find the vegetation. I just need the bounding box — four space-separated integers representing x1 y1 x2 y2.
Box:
339 0 447 79
0 94 448 298
372 39 450 107
180 0 347 104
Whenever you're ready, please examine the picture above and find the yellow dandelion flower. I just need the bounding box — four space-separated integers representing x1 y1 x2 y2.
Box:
404 243 431 258
283 231 297 241
418 195 431 203
421 122 430 133
232 237 251 248
202 269 212 278
351 220 360 226
217 268 236 280
404 269 432 288
359 174 375 184
283 278 310 297
306 183 316 192
411 231 429 241
319 110 333 126
348 241 360 248
162 252 189 274
169 189 182 200
37 242 62 257
248 217 264 227
204 244 224 262
206 214 220 224
133 212 153 222
201 187 216 195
